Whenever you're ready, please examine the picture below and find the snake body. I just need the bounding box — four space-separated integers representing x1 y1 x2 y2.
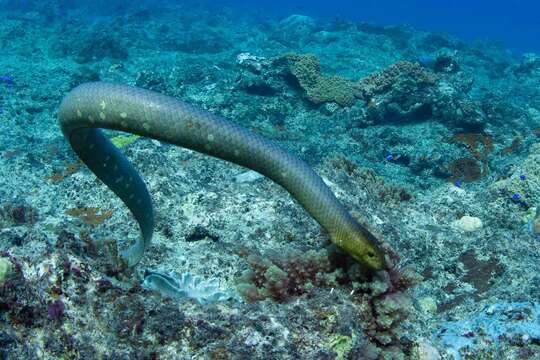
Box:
59 82 384 270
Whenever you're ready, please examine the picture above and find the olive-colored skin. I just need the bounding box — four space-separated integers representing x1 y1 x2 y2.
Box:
59 82 384 270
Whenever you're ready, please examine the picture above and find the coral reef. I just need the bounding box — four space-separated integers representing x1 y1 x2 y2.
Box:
271 14 318 48
0 1 540 358
276 53 361 107
50 24 129 63
237 248 335 302
435 302 540 359
237 246 422 358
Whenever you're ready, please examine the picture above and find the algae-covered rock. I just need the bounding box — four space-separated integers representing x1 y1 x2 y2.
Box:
277 53 360 106
308 75 359 107
0 257 13 284
287 53 321 88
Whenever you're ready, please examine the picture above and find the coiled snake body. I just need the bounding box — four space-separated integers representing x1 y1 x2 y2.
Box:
59 82 384 270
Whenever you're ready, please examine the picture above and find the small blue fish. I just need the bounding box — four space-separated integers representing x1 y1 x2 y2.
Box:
0 75 14 87
520 174 527 181
385 154 394 161
512 193 521 201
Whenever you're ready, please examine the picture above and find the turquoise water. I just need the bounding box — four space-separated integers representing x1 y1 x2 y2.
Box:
0 1 539 359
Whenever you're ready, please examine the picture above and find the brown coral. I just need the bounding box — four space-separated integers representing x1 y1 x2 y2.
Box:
447 157 484 182
452 132 493 160
357 61 438 98
276 53 360 106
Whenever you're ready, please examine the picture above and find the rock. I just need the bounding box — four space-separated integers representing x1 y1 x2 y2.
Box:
412 340 441 360
453 215 483 232
236 53 265 73
234 170 264 183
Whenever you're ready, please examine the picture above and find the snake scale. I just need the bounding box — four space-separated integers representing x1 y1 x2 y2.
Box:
59 82 384 270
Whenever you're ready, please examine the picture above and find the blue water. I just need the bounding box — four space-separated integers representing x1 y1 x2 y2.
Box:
218 0 540 55
10 0 539 54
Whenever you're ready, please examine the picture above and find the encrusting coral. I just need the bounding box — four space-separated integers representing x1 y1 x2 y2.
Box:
276 53 361 106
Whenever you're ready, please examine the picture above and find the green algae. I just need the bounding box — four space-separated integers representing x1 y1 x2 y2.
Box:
0 257 13 285
327 334 355 360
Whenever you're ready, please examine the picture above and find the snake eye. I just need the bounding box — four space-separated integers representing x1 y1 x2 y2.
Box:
367 251 376 258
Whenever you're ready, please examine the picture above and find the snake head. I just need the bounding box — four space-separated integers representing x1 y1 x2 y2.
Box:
350 229 384 270
335 219 385 271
